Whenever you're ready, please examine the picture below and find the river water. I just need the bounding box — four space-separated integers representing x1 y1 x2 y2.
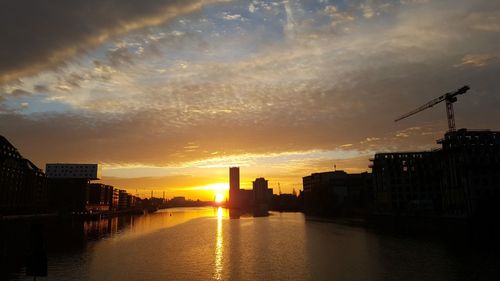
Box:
5 207 500 281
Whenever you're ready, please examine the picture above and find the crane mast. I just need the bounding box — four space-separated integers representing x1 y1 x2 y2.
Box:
394 86 470 132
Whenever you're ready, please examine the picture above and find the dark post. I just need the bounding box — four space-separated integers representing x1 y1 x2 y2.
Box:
26 224 47 279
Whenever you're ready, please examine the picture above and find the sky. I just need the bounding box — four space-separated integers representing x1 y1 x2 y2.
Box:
1 0 499 200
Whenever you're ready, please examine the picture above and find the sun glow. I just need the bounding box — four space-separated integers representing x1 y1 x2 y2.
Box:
190 182 228 202
215 193 225 203
191 183 229 191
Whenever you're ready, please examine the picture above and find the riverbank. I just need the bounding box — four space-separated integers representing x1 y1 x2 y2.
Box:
0 208 156 222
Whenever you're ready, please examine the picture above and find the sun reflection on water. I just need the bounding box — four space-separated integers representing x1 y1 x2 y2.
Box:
214 207 223 280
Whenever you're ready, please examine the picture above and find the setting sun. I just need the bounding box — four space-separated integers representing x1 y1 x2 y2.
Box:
214 193 225 203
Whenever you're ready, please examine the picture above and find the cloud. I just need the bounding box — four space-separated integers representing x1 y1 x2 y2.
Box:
339 144 354 148
324 5 355 27
9 89 32 97
360 2 375 18
249 3 256 13
0 0 224 83
222 13 243 20
459 53 500 67
463 10 500 32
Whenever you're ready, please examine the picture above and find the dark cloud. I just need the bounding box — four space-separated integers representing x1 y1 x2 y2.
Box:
33 84 49 93
0 0 215 83
9 89 32 97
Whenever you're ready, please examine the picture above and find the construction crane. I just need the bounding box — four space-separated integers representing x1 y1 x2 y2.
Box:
394 85 470 132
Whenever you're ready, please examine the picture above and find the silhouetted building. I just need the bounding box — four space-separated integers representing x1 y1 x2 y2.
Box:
238 189 253 209
227 168 274 215
270 193 301 212
169 196 186 207
371 129 500 219
371 152 441 216
111 188 119 211
439 129 500 218
229 167 240 207
252 177 273 216
47 178 88 212
45 163 100 180
302 170 372 216
0 136 47 214
87 183 113 212
118 190 129 210
46 163 100 213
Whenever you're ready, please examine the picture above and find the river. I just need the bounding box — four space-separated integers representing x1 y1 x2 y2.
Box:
4 207 500 281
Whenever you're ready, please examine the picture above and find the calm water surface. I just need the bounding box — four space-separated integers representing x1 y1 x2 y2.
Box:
7 207 500 281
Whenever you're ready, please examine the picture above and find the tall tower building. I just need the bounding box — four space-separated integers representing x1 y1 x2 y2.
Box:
229 167 240 207
253 177 271 205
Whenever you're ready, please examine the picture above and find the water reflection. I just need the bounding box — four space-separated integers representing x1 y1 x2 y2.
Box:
6 208 500 281
214 207 223 280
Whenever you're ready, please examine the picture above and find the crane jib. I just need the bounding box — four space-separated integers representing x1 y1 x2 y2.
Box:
394 86 470 132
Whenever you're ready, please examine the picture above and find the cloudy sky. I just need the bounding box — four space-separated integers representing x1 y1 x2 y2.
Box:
1 0 499 199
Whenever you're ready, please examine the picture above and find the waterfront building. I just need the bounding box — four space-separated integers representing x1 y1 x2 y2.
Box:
302 170 372 216
87 183 113 212
46 163 101 213
270 193 301 212
229 167 240 207
169 196 186 207
371 129 500 219
0 136 47 214
45 163 100 179
252 178 269 200
438 129 500 218
227 167 274 215
118 190 129 210
252 177 273 215
111 188 119 211
47 178 88 212
371 152 441 216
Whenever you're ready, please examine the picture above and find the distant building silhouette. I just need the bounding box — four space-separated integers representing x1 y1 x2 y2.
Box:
238 189 253 209
169 196 187 207
371 151 441 216
118 190 129 210
252 177 273 216
270 193 301 212
302 170 372 216
0 137 144 216
227 167 273 216
46 163 100 213
229 167 240 208
372 129 500 219
0 136 47 214
45 163 140 214
87 183 114 212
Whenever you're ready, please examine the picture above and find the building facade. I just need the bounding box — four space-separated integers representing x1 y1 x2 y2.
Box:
252 177 273 216
45 163 101 180
46 163 101 213
118 190 129 210
438 129 500 218
0 136 47 214
87 183 113 212
302 170 372 216
229 167 240 207
371 129 500 219
371 152 441 216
